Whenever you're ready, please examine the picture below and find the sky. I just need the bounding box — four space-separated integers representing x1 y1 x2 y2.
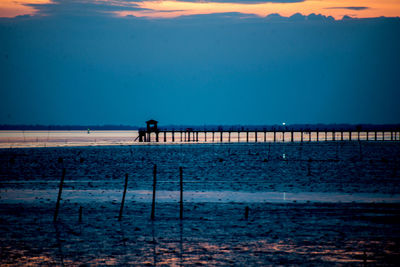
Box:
0 0 400 126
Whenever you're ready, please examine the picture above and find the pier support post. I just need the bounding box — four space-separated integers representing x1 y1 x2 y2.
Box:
164 132 167 142
220 131 223 143
317 131 319 142
156 132 159 142
247 132 249 143
309 132 311 142
301 131 303 142
325 131 328 141
255 131 257 143
341 131 344 141
204 131 207 142
291 131 294 142
357 131 360 141
366 131 369 141
333 131 335 141
212 132 215 142
274 131 276 142
238 131 240 142
282 132 285 142
349 131 352 141
228 132 231 143
264 131 267 142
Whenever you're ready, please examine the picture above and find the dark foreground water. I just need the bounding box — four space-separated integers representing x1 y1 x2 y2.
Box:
1 142 400 265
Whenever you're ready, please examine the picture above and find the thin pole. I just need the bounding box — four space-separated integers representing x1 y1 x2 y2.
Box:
119 173 128 221
245 206 249 220
151 165 157 220
180 167 183 220
53 168 66 222
79 206 82 223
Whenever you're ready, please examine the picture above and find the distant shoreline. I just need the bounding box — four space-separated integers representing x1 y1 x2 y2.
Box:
1 123 400 131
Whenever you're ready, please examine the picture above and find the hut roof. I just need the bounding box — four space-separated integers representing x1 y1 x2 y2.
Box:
146 119 158 124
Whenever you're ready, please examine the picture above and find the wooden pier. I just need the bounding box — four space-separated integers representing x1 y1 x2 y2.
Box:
136 120 400 143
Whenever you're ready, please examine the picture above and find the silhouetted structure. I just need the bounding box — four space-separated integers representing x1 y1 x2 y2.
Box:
138 119 159 142
137 120 400 143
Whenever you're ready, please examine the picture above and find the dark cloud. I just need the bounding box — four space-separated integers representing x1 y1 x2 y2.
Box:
27 0 146 17
325 7 369 11
263 13 334 22
26 0 305 17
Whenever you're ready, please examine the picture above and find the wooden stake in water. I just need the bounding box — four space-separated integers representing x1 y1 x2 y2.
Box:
118 173 128 221
79 206 83 223
180 167 183 220
151 164 157 220
53 168 66 222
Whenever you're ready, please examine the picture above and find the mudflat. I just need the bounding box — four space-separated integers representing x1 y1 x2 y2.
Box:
1 142 399 265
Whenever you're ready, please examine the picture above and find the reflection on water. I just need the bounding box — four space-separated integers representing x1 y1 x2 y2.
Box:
0 130 398 148
1 189 400 203
6 238 377 265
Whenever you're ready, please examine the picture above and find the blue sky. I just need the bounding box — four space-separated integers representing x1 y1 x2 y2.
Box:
0 1 399 126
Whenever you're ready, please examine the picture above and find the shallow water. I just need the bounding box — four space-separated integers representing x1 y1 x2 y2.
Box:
1 142 400 265
0 130 397 148
1 189 400 204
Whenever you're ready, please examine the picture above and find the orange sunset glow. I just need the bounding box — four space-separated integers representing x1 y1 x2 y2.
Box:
1 0 400 19
0 0 52 18
117 0 400 19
